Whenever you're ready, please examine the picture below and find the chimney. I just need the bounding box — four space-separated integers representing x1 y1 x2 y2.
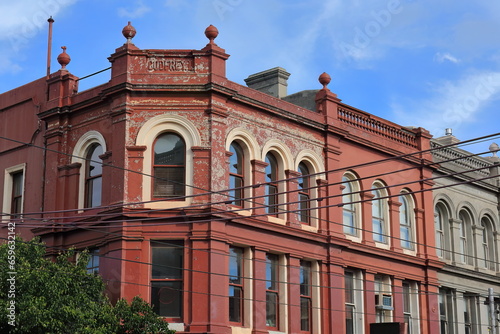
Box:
244 67 291 98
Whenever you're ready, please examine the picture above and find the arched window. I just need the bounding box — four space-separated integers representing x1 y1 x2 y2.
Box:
434 202 451 259
481 217 495 270
458 209 474 265
371 184 388 243
85 144 103 208
399 193 414 250
298 162 311 224
342 174 359 236
153 133 186 198
229 142 244 207
265 153 279 215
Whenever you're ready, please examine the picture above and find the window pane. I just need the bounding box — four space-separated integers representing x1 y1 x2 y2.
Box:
87 145 103 177
229 247 243 284
151 281 182 317
300 261 311 296
229 286 242 323
346 305 355 334
154 133 185 165
152 243 183 279
266 254 278 290
266 291 278 327
153 167 185 197
230 142 243 175
345 272 354 303
300 297 311 331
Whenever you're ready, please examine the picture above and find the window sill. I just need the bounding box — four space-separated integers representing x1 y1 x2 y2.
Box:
402 248 416 256
147 199 190 210
374 241 390 250
345 234 362 243
301 224 318 233
167 323 185 332
231 326 252 334
268 216 286 225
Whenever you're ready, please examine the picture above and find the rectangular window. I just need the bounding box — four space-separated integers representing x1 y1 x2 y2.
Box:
403 282 414 334
10 171 23 217
229 246 244 324
463 294 476 334
266 253 279 328
345 271 355 334
86 249 100 274
3 165 25 219
439 288 455 334
300 260 312 332
151 241 183 318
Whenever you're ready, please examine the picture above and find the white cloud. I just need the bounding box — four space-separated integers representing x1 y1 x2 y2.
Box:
434 52 460 64
391 71 500 137
118 0 151 18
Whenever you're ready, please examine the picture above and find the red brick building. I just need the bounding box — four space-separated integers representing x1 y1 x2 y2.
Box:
1 23 442 333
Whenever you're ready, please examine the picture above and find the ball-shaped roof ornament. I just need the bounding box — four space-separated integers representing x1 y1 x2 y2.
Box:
205 25 219 44
489 142 499 157
122 21 136 43
57 46 71 69
318 72 331 90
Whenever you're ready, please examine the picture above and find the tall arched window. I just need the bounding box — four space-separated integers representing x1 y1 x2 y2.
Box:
85 144 103 208
229 142 244 207
458 209 474 265
298 162 311 224
265 153 279 215
371 184 387 243
399 193 414 250
481 217 495 270
153 133 186 198
434 202 451 259
342 174 359 236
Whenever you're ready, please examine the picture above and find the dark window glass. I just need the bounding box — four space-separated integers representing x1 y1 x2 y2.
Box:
86 249 100 274
85 144 103 208
11 171 23 217
229 142 244 206
298 163 311 224
265 153 279 215
300 260 312 331
342 176 357 235
151 241 183 318
153 133 185 198
229 247 244 323
266 254 279 328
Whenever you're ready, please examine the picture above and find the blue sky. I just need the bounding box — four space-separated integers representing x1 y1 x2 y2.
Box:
1 0 500 154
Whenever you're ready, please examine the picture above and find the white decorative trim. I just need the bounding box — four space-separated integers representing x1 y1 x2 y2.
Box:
2 163 26 215
135 114 201 209
72 131 107 210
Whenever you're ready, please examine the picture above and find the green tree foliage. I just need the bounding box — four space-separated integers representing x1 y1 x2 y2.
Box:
0 237 175 334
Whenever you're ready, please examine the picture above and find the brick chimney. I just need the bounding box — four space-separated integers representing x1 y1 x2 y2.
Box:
244 67 290 98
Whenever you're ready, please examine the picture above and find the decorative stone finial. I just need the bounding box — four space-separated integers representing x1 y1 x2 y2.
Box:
57 46 70 69
122 21 136 43
205 25 219 44
318 72 331 90
490 142 499 157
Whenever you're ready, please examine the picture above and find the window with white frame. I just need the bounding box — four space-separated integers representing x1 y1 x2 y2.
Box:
458 210 474 265
2 164 25 219
342 174 360 237
399 192 415 250
372 183 389 244
403 281 420 334
435 202 451 259
463 294 477 334
374 275 392 323
345 269 363 334
72 131 106 210
481 217 495 270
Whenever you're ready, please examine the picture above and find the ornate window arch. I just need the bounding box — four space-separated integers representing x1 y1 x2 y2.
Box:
342 171 361 240
136 114 201 208
399 190 416 251
480 215 496 270
434 200 452 259
72 131 107 209
458 208 474 265
371 180 390 246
